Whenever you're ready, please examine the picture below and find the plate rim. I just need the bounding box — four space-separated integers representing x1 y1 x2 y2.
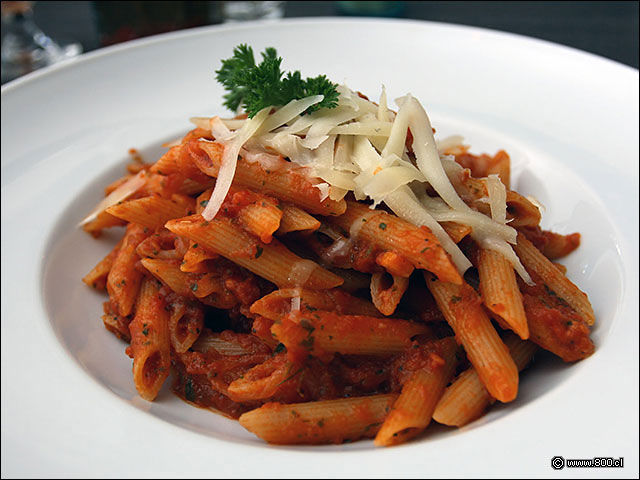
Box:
2 17 638 478
1 17 638 97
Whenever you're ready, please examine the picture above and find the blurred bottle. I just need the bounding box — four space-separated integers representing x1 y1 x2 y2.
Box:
336 1 406 17
91 1 220 47
1 1 82 83
221 1 285 22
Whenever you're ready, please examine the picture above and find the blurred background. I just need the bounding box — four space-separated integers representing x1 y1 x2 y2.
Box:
1 1 638 84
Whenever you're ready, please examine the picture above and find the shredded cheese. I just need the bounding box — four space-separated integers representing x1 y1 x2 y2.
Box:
78 170 147 226
201 107 270 221
185 86 532 280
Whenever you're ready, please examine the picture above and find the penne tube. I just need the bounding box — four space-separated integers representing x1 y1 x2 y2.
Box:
106 223 149 316
140 258 194 298
375 251 414 278
277 203 321 234
487 150 510 189
513 233 595 326
165 214 343 290
150 142 214 185
222 187 283 243
477 248 529 339
129 276 171 401
520 273 595 362
239 394 398 444
167 301 204 354
106 194 196 229
518 226 581 260
433 368 488 427
135 230 187 261
82 239 122 290
433 334 537 427
180 242 219 273
441 221 472 243
238 202 282 243
104 174 133 195
370 272 410 316
375 337 457 446
140 258 238 309
102 313 131 342
250 287 383 321
451 149 511 189
542 232 581 260
327 201 462 284
199 185 283 243
178 177 216 196
504 191 541 227
82 210 127 237
193 140 347 216
448 166 540 228
271 310 429 361
226 353 295 402
425 273 519 403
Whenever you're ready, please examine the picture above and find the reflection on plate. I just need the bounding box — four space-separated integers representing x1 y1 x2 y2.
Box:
2 18 638 478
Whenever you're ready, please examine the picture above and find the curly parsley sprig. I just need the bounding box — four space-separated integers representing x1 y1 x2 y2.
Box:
215 44 339 118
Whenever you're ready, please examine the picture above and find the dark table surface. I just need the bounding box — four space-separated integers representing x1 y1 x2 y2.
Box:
2 0 638 84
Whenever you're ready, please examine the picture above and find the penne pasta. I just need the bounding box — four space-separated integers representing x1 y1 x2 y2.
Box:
326 200 462 285
370 272 410 316
106 223 149 316
441 221 472 243
128 276 171 401
140 257 239 309
277 203 321 234
239 394 398 444
167 300 204 354
82 239 122 291
425 273 519 403
250 287 383 321
194 140 347 216
82 210 127 237
433 334 537 427
271 310 429 361
513 233 595 326
477 248 529 339
165 214 343 290
80 48 596 447
375 337 457 446
226 353 296 402
106 194 196 229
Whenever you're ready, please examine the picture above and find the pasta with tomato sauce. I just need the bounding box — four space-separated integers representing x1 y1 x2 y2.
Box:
80 45 595 446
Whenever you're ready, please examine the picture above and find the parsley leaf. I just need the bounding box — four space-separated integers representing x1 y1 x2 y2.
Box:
215 44 339 118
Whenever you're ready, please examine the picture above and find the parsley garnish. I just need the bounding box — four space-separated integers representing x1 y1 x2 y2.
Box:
215 44 340 118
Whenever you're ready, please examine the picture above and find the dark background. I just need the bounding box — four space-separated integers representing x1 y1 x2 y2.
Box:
3 1 639 70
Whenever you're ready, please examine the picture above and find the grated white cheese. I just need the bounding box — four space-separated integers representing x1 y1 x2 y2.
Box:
201 107 270 221
485 174 507 224
78 170 147 227
183 85 532 280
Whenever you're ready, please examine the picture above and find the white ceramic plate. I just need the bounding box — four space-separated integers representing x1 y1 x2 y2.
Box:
2 18 638 478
